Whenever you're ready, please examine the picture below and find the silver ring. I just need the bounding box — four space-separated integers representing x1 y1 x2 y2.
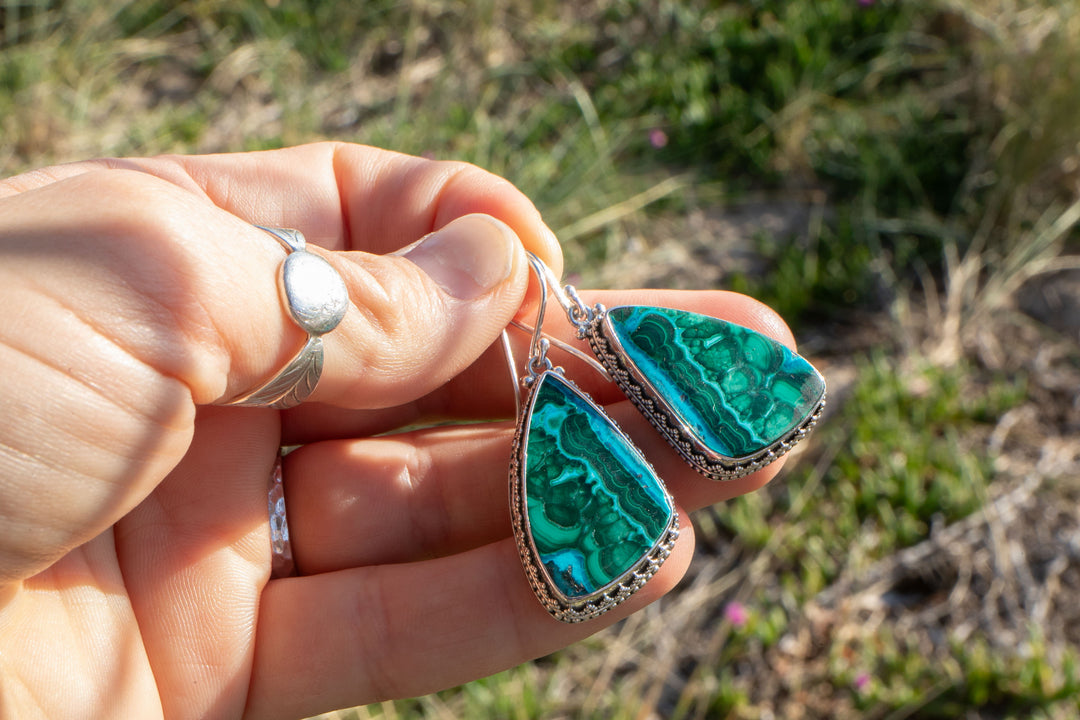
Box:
268 454 296 579
225 226 349 409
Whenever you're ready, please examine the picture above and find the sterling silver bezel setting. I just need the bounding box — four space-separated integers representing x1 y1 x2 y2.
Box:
586 307 827 481
509 370 679 623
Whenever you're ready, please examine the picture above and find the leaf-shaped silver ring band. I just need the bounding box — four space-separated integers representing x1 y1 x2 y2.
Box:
224 226 349 409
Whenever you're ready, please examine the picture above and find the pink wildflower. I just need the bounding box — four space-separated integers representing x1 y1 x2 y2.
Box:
853 672 871 692
648 128 668 149
723 601 748 629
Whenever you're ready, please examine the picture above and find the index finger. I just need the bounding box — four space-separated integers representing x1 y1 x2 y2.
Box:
0 142 564 272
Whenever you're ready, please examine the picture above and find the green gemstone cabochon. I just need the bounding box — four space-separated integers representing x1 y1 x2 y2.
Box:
523 373 674 600
605 306 826 460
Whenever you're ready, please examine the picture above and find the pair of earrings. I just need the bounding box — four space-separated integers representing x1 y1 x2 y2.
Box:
508 254 827 623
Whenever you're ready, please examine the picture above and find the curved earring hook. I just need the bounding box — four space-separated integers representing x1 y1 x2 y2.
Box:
525 252 599 335
524 253 554 382
515 253 612 383
502 254 561 419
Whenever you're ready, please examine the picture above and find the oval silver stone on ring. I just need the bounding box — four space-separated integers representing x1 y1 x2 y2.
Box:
280 251 349 336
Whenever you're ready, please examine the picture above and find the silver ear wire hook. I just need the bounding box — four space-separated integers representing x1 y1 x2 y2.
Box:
523 254 556 386
510 253 613 387
502 254 559 417
525 252 602 338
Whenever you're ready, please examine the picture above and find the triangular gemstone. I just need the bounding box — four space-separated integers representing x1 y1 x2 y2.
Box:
594 306 826 479
511 371 677 621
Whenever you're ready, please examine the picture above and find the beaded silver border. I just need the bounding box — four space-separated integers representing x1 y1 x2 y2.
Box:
586 307 827 481
509 371 680 623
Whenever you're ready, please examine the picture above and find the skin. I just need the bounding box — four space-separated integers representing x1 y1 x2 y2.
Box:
0 142 795 720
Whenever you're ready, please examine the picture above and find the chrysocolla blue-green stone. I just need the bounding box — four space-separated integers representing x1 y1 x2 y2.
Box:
606 306 826 460
524 373 673 600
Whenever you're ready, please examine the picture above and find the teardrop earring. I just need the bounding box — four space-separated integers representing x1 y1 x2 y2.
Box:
507 255 679 623
525 253 827 481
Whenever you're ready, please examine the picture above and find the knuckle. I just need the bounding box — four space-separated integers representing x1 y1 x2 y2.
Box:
72 169 193 247
400 444 451 556
439 160 516 197
365 259 448 344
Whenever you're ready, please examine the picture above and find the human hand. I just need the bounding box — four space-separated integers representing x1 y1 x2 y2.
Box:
0 143 797 720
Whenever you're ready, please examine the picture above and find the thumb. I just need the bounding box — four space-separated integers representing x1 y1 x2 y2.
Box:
252 213 528 409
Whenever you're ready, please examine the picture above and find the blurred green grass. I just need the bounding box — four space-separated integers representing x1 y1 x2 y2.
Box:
3 1 1079 718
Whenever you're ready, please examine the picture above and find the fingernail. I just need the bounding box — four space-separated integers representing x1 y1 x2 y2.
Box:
396 214 516 300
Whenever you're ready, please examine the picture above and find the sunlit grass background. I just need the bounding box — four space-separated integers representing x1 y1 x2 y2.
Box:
3 1 1080 718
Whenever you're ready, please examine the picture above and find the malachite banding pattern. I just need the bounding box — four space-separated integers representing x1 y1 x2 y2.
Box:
605 306 826 460
523 372 673 600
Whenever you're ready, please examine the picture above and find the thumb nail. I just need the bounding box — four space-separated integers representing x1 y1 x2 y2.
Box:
395 214 516 300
